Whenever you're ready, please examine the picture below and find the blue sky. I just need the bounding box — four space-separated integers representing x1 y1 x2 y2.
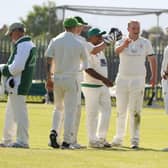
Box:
1 0 168 35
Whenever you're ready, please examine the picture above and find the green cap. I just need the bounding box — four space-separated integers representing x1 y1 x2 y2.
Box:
5 22 25 36
87 28 106 38
63 17 82 28
74 16 88 25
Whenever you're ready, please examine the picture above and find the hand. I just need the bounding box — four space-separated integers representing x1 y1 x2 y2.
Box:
46 78 54 91
150 76 156 88
162 71 168 80
122 38 132 48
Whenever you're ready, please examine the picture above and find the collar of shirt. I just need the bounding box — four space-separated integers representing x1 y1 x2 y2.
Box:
65 31 75 36
14 35 29 44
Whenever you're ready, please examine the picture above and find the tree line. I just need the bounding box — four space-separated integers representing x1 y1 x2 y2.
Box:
0 1 168 45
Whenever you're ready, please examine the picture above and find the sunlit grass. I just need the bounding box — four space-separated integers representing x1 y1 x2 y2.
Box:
0 102 168 168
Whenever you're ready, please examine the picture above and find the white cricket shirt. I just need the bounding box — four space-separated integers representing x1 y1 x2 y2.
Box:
115 37 154 77
75 35 94 53
45 32 88 76
161 46 168 76
83 51 108 85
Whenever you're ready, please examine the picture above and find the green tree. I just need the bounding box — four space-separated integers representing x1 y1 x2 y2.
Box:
142 26 168 53
0 25 8 39
147 26 164 45
20 1 63 38
148 26 164 35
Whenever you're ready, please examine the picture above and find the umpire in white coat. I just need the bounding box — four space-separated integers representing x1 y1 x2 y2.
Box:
0 22 36 148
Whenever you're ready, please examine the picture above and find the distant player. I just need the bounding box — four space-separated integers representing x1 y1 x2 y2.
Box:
161 41 168 152
161 44 168 114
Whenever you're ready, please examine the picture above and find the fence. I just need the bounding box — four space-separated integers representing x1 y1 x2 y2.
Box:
0 38 167 102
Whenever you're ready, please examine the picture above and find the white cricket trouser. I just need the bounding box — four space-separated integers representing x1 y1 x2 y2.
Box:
82 85 111 143
2 94 29 145
51 75 78 144
113 76 145 145
71 77 82 144
161 79 168 114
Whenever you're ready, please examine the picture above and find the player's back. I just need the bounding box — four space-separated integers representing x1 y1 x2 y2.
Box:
53 32 84 74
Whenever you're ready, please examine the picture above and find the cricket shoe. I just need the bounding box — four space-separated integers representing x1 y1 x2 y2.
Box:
131 145 139 149
89 141 104 148
0 142 8 147
111 139 122 147
8 142 29 148
48 130 60 148
71 143 86 149
0 140 13 147
111 142 122 147
131 141 139 149
163 147 168 151
99 138 111 148
61 142 75 150
104 142 112 148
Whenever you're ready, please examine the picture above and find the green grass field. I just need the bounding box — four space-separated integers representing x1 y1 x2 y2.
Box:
0 102 168 168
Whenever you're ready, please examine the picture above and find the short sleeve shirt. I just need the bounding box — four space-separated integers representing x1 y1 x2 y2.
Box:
83 51 108 85
161 46 168 76
115 37 154 77
45 32 88 74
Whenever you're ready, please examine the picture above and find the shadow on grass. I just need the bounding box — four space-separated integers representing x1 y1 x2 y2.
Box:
86 146 166 152
29 146 166 153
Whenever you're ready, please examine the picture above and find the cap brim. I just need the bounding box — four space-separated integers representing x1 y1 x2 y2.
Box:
77 23 83 26
83 22 88 25
99 31 106 35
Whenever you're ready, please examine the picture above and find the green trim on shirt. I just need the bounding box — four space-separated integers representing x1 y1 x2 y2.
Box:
81 83 103 88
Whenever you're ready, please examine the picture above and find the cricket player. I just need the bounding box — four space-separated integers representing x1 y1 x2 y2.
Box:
0 22 36 148
45 17 88 149
71 16 91 148
72 16 121 148
81 27 113 148
161 43 168 152
111 20 157 149
161 44 168 114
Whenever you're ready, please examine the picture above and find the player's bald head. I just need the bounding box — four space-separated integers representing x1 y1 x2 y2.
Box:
127 20 140 39
127 20 140 28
